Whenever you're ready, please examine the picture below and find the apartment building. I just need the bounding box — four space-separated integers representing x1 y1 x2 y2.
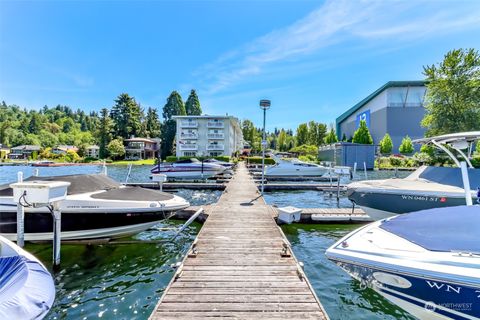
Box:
173 115 243 157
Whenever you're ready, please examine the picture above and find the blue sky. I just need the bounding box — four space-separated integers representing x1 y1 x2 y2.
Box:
1 0 479 131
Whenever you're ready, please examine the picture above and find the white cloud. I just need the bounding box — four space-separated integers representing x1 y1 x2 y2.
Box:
195 0 480 94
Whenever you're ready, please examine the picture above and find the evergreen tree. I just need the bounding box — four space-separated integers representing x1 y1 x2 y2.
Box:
399 135 414 154
296 123 309 146
341 133 347 142
324 128 338 144
379 133 393 154
98 108 112 158
28 112 42 134
110 93 143 139
145 107 161 138
162 91 186 121
277 129 287 152
316 123 327 145
161 91 186 157
352 120 373 144
185 89 202 115
422 48 480 136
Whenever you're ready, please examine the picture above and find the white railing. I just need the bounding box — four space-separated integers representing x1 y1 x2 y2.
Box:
207 133 224 139
207 144 224 151
207 121 224 128
181 121 198 128
179 144 198 150
180 133 198 139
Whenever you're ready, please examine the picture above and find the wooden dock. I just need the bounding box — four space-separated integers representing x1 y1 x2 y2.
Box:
150 162 329 319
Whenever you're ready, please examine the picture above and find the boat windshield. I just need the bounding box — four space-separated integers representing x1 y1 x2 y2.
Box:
380 206 480 253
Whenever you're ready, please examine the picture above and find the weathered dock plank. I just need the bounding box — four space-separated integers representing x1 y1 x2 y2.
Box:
149 162 328 319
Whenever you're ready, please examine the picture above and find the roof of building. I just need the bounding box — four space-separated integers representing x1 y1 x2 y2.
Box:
173 115 237 120
11 145 41 151
87 145 100 149
124 137 158 143
54 145 78 151
336 81 426 125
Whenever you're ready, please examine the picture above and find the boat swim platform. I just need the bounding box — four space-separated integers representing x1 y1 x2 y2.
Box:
273 207 371 224
149 162 329 320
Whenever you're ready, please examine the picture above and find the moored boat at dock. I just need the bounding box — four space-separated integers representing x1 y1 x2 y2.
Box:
0 174 189 241
0 235 55 319
326 205 480 320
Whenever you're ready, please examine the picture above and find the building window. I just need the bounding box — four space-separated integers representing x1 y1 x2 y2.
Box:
209 152 222 157
183 152 197 157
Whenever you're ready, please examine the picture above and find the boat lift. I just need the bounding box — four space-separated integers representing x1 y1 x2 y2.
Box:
10 172 70 268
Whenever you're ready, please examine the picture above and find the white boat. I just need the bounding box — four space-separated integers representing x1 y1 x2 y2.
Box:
0 235 55 319
326 205 480 320
347 131 480 220
0 174 190 241
151 158 226 180
264 156 329 177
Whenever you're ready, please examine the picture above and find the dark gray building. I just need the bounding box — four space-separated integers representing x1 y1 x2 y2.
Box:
336 81 426 152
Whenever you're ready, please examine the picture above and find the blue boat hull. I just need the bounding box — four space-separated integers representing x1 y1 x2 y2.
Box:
335 261 480 319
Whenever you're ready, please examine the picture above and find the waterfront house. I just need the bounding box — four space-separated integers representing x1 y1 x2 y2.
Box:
52 145 79 155
86 145 100 158
0 144 10 160
8 145 41 159
173 115 243 157
124 137 160 160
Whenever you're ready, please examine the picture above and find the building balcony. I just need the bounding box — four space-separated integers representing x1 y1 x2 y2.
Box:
207 144 224 151
207 121 224 128
180 133 198 139
181 121 198 128
207 133 224 139
179 144 198 151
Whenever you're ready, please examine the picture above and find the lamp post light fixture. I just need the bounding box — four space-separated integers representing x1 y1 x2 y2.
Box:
259 99 271 195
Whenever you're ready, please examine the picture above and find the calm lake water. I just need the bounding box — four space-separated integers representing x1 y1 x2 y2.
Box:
0 164 413 319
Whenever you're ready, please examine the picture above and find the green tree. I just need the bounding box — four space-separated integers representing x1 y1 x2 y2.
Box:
379 133 393 154
110 93 143 139
324 128 338 144
107 138 125 160
98 108 112 158
28 112 42 134
296 123 308 146
352 120 373 144
185 89 202 115
161 91 186 157
422 48 480 136
162 91 186 120
277 129 287 151
399 135 414 154
145 107 161 138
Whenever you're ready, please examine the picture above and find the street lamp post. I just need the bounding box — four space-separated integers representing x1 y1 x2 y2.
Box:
259 99 271 194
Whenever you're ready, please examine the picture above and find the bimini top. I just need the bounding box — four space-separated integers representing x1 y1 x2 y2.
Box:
413 131 480 145
380 206 480 253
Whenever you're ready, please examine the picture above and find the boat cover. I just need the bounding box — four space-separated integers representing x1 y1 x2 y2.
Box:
0 255 55 319
380 206 480 253
0 174 121 196
91 186 174 201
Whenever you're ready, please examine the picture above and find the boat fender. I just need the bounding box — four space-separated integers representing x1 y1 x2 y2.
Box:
477 187 480 204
